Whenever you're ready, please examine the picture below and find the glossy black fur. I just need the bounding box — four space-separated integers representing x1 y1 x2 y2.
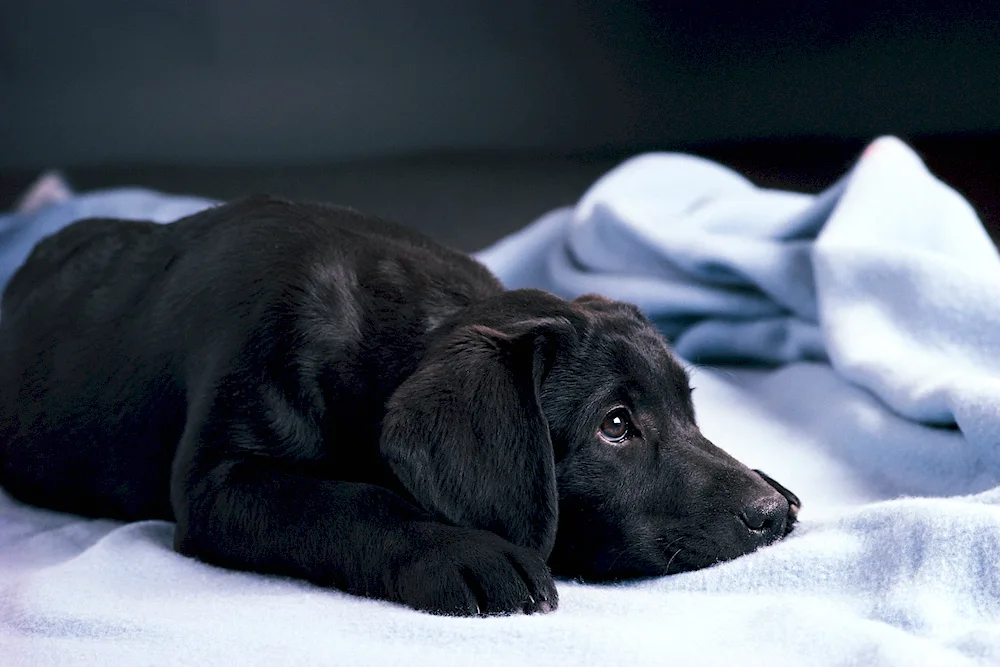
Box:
0 197 799 616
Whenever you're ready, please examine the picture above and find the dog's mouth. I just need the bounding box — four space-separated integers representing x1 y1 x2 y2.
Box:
654 471 800 575
550 470 802 582
753 469 800 536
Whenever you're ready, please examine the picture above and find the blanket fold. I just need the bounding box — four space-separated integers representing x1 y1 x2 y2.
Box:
479 136 1000 452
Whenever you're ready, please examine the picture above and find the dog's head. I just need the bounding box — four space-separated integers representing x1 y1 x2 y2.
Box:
381 289 799 580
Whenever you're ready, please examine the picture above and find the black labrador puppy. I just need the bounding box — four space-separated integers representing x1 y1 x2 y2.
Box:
0 196 799 616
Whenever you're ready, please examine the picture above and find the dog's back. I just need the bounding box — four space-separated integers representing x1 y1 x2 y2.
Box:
0 197 500 521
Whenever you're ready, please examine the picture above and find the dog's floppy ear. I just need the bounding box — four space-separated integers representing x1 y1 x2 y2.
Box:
380 315 573 559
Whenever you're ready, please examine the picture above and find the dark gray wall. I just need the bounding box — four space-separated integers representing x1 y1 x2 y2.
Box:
1 0 998 169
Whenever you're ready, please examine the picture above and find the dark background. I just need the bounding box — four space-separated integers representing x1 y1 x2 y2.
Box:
2 0 998 250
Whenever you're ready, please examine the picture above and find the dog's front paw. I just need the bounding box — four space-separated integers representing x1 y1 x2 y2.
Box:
392 526 558 616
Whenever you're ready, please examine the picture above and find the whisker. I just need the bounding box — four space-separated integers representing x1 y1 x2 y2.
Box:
605 546 626 574
656 535 684 551
656 536 686 575
665 547 684 575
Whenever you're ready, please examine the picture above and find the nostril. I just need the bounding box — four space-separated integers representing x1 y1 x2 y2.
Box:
740 498 785 535
740 507 768 531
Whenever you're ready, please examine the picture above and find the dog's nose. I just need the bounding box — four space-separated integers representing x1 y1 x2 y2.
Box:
739 495 787 539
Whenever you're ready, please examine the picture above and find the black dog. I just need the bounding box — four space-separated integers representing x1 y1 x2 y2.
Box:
0 197 799 616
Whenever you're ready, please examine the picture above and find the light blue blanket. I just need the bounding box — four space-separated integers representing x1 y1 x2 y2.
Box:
2 137 1000 666
479 136 1000 450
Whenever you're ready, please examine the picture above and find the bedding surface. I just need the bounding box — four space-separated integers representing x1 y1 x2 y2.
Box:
2 137 1000 666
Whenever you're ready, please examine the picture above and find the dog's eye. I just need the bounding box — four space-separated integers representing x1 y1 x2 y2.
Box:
599 408 633 443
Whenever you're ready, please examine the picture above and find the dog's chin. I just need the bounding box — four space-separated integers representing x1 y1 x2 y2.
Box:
548 542 660 582
550 547 726 583
633 521 801 579
550 521 800 582
548 538 715 582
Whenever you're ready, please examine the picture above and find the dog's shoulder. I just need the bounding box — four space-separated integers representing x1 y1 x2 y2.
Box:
237 196 495 283
196 196 505 323
182 196 495 280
